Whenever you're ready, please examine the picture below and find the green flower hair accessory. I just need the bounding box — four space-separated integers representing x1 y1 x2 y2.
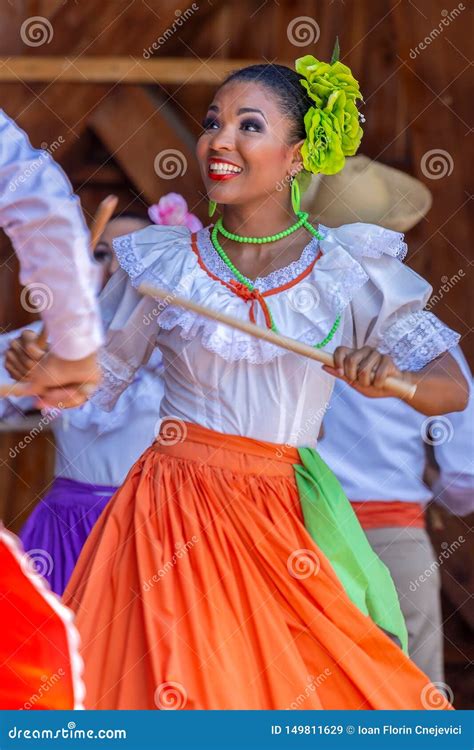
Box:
295 39 364 176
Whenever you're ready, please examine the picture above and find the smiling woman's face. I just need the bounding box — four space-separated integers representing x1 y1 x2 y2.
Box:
196 80 303 208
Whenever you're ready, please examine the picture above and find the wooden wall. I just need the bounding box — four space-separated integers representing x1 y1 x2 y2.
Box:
0 0 472 706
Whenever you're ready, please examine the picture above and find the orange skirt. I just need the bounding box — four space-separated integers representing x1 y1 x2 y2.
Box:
64 421 452 710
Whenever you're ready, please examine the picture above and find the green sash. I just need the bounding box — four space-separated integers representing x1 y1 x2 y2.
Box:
294 447 408 654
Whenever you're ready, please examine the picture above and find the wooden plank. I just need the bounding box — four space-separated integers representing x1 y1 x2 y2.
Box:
0 56 266 83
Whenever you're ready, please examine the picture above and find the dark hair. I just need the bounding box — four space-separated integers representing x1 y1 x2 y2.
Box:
219 64 313 143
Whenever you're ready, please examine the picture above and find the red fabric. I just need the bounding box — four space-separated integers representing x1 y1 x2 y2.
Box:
0 529 82 709
350 501 426 530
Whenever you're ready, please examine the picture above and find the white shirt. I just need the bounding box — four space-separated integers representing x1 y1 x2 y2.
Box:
0 324 164 486
318 347 473 515
93 222 460 447
0 110 103 359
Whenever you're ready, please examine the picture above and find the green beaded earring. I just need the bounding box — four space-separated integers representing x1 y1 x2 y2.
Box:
291 176 301 215
208 200 217 218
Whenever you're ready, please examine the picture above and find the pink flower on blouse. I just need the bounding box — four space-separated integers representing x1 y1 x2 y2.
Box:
148 193 203 231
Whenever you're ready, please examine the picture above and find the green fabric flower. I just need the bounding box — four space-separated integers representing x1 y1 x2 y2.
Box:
295 55 363 107
295 53 364 175
301 107 345 176
325 89 363 157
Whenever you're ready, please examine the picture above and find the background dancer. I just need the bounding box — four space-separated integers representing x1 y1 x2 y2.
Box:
319 345 473 684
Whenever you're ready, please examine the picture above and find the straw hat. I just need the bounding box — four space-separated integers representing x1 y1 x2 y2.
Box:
301 154 432 232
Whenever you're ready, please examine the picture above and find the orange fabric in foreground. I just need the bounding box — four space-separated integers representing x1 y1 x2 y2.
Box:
351 501 426 530
64 421 452 710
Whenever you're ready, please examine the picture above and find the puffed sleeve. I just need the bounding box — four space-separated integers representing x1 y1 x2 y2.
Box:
319 222 460 370
0 110 103 359
91 223 197 410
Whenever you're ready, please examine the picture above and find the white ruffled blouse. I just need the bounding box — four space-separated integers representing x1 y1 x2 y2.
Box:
95 221 459 447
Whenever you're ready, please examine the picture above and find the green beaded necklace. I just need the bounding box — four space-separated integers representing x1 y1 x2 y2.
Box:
210 216 341 349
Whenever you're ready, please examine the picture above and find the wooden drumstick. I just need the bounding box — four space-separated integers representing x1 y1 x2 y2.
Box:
137 281 418 401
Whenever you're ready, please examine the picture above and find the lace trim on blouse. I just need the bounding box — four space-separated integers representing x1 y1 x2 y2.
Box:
379 310 460 371
195 227 320 291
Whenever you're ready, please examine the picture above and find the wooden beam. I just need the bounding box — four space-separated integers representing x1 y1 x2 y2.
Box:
0 56 265 83
88 85 203 207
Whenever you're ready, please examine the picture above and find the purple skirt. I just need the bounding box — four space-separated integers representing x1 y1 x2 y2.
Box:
20 476 117 596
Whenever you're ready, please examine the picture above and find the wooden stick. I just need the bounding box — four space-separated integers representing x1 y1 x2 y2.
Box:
137 282 418 401
0 383 35 398
36 194 119 348
89 194 119 249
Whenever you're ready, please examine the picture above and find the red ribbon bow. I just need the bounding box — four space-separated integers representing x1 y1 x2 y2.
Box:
229 280 273 329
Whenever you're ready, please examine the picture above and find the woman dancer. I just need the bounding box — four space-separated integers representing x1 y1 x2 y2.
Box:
55 56 467 709
3 199 201 596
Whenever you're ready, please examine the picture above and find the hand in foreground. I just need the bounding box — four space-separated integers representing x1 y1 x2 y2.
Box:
322 345 412 399
5 330 100 408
